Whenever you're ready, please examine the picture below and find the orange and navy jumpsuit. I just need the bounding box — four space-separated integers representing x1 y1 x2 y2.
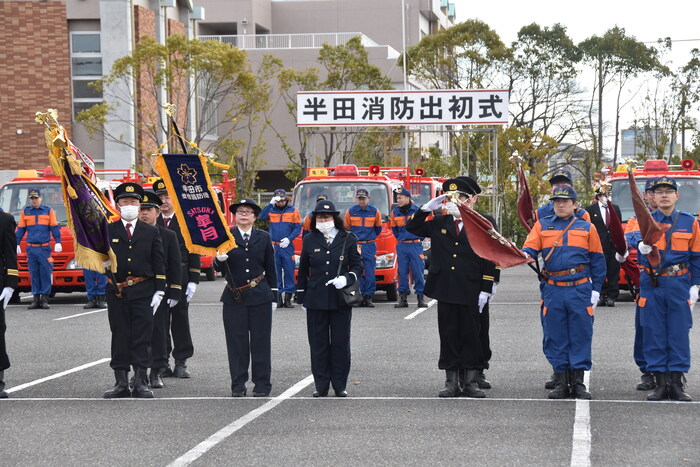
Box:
624 214 649 374
523 214 606 372
16 205 61 295
345 204 382 296
628 209 700 372
259 202 301 295
391 203 424 296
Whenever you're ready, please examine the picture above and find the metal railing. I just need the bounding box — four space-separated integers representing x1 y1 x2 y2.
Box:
199 32 378 50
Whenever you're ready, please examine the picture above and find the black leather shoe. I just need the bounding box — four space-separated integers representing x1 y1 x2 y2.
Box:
597 298 606 307
0 389 7 398
476 371 492 389
160 367 174 378
364 295 375 308
104 370 131 399
335 390 348 397
28 295 40 310
231 390 247 397
312 389 328 397
149 370 164 389
636 372 656 391
545 373 556 390
173 360 191 378
83 299 97 309
605 297 615 307
252 391 269 397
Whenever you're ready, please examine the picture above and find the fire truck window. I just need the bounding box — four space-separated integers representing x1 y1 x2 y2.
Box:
677 182 700 215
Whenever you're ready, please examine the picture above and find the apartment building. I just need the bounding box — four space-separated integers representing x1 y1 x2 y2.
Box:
1 0 455 186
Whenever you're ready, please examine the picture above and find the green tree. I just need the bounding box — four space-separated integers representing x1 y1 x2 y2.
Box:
508 23 585 145
270 36 393 180
76 34 261 177
400 20 511 171
579 27 669 167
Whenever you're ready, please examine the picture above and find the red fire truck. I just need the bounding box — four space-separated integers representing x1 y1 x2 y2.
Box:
291 164 441 301
0 167 141 300
608 158 700 290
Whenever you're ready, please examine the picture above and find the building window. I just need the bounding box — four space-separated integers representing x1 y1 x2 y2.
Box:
71 32 103 118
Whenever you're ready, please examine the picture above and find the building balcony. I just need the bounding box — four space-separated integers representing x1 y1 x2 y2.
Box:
198 32 381 50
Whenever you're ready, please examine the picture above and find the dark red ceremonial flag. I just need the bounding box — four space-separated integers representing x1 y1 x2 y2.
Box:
628 169 668 267
517 166 537 232
606 201 627 256
457 204 534 269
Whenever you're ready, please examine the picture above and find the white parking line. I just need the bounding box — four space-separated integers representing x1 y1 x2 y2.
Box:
404 299 436 319
54 308 107 321
6 358 111 394
570 371 592 467
167 374 315 467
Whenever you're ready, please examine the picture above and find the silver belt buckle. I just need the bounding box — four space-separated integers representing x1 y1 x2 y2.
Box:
672 265 680 271
126 279 134 286
569 267 577 274
250 279 258 288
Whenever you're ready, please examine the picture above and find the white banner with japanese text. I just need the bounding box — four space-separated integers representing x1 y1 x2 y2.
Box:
297 89 509 127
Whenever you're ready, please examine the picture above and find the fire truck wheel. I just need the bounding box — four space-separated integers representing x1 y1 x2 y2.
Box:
385 283 398 302
205 268 216 281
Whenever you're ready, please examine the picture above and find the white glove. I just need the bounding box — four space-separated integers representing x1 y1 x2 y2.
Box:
302 305 307 313
151 291 164 315
272 302 278 311
638 242 653 255
421 194 448 212
103 260 111 268
185 282 197 302
491 283 498 297
478 291 491 313
54 243 62 253
0 287 14 309
16 245 21 254
690 285 699 310
269 196 282 204
167 298 179 308
615 251 629 263
326 276 348 289
279 237 290 248
216 252 229 262
591 291 600 310
445 201 460 218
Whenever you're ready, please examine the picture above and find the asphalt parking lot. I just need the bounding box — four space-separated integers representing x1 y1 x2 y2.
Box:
1 265 699 466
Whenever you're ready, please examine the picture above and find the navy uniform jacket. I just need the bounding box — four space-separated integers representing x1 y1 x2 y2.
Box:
213 228 276 306
0 211 18 289
158 225 182 301
584 202 622 253
407 210 498 304
296 230 363 310
107 220 166 300
158 214 201 284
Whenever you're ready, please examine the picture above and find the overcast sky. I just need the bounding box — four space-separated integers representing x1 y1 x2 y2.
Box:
453 0 700 153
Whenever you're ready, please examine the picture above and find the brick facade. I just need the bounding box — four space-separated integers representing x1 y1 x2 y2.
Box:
168 19 188 140
1 1 72 170
133 5 158 169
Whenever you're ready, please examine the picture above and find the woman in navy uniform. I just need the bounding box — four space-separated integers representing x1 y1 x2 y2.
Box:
214 198 277 397
406 177 498 398
103 182 166 399
296 201 363 397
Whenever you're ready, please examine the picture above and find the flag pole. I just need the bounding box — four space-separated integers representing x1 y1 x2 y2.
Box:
163 103 188 154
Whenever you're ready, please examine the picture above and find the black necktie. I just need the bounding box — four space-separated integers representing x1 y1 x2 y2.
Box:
126 223 132 240
243 233 249 245
326 235 332 245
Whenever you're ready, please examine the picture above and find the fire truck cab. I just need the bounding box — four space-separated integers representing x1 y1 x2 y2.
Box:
0 168 141 299
608 158 700 290
291 165 436 301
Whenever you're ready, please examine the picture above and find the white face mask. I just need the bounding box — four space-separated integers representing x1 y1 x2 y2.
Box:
316 220 335 235
120 205 139 221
